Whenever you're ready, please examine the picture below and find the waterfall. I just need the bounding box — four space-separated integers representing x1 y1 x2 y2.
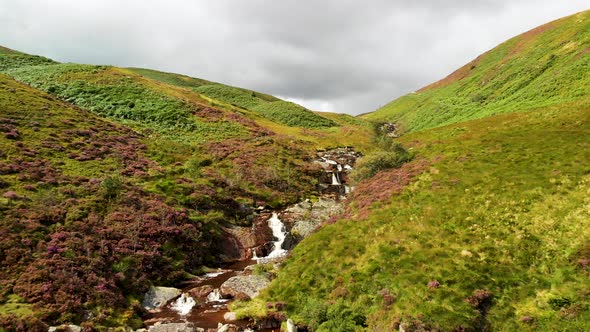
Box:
256 213 287 261
170 293 196 316
331 172 340 185
206 289 227 303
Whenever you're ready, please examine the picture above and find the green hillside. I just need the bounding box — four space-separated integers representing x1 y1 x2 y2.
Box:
2 10 588 332
251 11 590 331
0 48 371 329
127 67 338 129
0 46 56 71
364 10 590 134
262 102 590 331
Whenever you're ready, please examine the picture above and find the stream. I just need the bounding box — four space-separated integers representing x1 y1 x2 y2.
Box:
142 148 361 331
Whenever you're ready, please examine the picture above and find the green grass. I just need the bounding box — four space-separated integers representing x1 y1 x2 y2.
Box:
0 295 33 317
127 67 213 89
365 10 590 134
128 67 338 129
252 101 338 129
4 63 248 141
128 67 281 102
261 101 590 330
0 48 56 71
194 84 267 109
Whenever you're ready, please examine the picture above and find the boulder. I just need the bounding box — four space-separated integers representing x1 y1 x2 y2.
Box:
48 325 81 332
142 286 182 310
220 216 274 261
281 232 297 251
188 284 215 299
216 324 240 332
220 275 270 300
223 311 237 321
148 322 203 332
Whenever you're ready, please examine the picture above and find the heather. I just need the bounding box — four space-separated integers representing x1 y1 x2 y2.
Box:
0 74 328 327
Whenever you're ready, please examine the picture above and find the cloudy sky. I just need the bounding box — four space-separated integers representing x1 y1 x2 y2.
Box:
1 1 588 114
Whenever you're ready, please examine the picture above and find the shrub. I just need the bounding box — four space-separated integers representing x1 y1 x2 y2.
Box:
252 101 338 128
352 148 413 182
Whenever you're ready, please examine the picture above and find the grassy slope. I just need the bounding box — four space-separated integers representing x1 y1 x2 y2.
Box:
264 100 590 331
125 67 372 148
364 10 590 134
259 12 590 331
0 70 324 328
0 48 373 328
0 73 217 327
0 47 56 71
127 67 339 129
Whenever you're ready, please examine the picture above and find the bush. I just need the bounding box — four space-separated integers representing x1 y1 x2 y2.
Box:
252 101 338 128
352 148 413 181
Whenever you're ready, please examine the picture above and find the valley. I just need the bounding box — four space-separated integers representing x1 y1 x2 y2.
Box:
0 9 589 332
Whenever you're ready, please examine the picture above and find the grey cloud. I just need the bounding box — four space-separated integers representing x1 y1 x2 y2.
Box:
0 0 588 114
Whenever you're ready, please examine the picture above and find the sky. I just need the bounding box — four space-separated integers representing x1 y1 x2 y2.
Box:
0 1 588 115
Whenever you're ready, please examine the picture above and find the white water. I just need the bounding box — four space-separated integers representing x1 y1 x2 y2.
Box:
256 213 287 260
206 288 228 303
204 271 226 278
331 172 340 185
170 293 196 316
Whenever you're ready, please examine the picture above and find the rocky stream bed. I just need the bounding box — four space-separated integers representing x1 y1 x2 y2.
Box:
49 148 361 332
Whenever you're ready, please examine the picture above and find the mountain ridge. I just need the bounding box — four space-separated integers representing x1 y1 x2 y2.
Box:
364 10 590 134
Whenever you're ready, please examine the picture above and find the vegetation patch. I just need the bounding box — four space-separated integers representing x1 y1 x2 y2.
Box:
365 11 590 133
261 102 590 330
252 101 338 129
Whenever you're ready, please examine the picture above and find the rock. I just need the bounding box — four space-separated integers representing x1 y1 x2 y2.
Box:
281 232 296 251
223 311 237 321
148 322 202 332
217 324 239 332
461 249 473 257
287 319 296 332
220 275 270 300
48 325 82 332
142 286 182 310
188 284 215 299
220 216 274 261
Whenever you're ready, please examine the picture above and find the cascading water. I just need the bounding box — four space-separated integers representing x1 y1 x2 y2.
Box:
256 213 287 261
331 172 340 185
170 293 196 316
206 289 227 303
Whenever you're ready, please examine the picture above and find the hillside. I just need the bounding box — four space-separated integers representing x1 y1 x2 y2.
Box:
2 10 589 332
127 68 338 129
364 10 590 134
254 11 590 331
0 49 372 329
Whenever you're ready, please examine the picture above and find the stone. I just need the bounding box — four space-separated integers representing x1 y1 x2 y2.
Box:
223 311 237 321
147 322 202 332
188 284 215 299
216 324 234 332
280 231 297 250
142 286 182 310
220 275 270 300
48 325 82 332
220 216 274 261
